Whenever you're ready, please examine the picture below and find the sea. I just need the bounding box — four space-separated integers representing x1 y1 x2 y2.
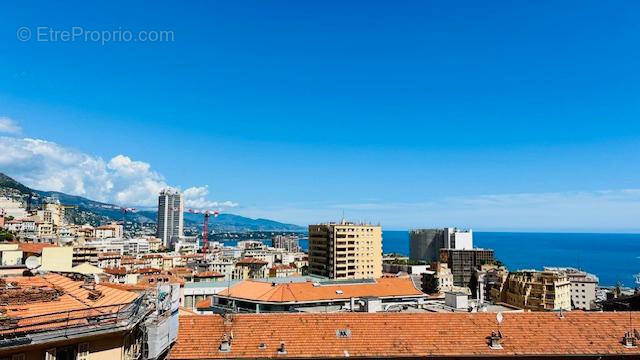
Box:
226 231 640 287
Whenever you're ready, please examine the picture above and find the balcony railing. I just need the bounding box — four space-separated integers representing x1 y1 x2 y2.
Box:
0 296 147 343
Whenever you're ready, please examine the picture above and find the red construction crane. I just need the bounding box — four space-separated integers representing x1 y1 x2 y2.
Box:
187 209 219 253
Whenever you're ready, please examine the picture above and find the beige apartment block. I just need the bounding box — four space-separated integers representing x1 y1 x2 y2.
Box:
495 269 571 311
308 221 382 279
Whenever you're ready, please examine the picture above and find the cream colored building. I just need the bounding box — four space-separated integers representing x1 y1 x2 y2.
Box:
308 221 382 279
494 269 571 311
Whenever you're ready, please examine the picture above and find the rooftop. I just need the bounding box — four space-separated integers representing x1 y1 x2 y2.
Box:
169 312 640 359
17 243 58 254
0 273 140 336
215 277 424 304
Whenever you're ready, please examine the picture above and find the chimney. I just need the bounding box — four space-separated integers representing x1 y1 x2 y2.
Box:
488 331 503 350
219 333 232 352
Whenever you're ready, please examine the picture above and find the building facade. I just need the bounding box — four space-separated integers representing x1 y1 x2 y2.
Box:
409 229 444 263
410 227 474 263
439 248 494 288
545 267 599 310
157 189 184 248
308 221 382 279
495 269 572 311
271 234 300 252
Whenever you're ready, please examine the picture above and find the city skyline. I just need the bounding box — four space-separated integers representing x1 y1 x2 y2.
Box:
1 1 640 231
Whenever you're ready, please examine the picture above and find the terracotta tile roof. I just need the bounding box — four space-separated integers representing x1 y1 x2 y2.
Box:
217 277 424 304
103 267 127 275
137 274 185 286
169 312 640 359
270 264 297 271
236 257 268 265
98 252 121 258
0 274 139 334
17 242 58 254
194 271 225 278
136 267 163 274
100 282 150 292
195 297 212 310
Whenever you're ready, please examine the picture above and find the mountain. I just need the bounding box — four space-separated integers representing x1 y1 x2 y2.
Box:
0 172 305 231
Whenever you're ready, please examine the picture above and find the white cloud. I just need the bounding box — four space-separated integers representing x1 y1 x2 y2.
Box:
183 185 238 209
0 136 237 207
0 117 22 134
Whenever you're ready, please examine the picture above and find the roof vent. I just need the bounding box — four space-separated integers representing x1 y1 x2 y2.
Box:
277 342 287 355
312 282 321 287
488 331 503 350
258 343 267 350
219 333 232 352
623 331 637 348
336 329 351 338
336 290 344 294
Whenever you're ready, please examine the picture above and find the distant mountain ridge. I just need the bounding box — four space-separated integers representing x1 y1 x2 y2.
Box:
0 172 304 231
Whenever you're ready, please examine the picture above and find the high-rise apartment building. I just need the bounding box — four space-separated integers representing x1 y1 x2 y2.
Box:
410 227 474 263
271 234 301 252
156 189 184 248
308 220 382 279
439 248 495 287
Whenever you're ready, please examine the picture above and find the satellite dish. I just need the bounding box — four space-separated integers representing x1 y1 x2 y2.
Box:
496 312 504 325
25 256 41 270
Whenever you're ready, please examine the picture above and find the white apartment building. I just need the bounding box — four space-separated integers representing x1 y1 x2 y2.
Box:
444 227 473 250
157 189 184 248
545 267 599 310
123 238 150 255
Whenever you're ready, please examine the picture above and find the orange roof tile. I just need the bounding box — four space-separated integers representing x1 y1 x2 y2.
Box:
103 267 127 275
169 312 640 359
17 242 58 254
193 271 225 278
236 257 268 265
217 277 424 304
195 297 212 310
0 274 139 334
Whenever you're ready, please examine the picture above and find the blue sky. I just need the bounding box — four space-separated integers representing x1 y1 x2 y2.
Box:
1 1 639 231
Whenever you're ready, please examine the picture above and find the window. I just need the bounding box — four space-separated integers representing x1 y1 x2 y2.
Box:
77 343 89 360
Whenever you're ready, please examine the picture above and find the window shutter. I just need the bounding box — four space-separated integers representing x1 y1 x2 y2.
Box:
77 343 90 360
45 348 56 360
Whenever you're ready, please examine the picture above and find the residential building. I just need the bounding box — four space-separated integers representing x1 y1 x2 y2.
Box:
439 248 495 288
308 220 382 280
0 273 147 360
409 229 444 263
444 227 473 249
495 269 572 311
473 263 509 303
157 189 184 248
201 276 426 313
95 222 123 239
233 257 268 280
271 234 300 252
545 267 599 310
422 262 455 294
409 227 473 263
148 237 163 251
268 263 299 278
169 312 640 359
